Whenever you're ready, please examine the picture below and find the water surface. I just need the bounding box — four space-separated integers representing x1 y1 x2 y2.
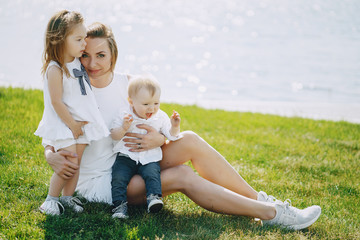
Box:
1 0 359 122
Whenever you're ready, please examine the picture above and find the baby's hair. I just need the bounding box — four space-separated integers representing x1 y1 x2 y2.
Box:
86 22 118 73
42 10 84 77
128 75 161 99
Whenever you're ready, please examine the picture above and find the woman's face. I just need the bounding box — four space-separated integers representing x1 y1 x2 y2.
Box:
81 37 112 79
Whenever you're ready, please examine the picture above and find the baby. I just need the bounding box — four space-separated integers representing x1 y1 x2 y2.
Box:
110 75 181 219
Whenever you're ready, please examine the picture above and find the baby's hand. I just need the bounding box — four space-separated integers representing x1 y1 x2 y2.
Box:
171 110 181 127
122 114 133 131
70 121 88 139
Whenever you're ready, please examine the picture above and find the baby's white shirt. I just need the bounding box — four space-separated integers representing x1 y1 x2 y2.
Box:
111 108 181 165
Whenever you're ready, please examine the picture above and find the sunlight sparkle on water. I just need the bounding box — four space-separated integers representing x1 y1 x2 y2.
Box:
198 86 207 93
176 81 183 88
187 75 200 84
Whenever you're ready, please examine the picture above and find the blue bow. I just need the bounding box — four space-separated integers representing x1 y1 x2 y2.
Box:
73 65 92 95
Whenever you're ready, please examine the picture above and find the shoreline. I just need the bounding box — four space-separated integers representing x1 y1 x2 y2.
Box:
2 83 359 124
163 99 360 124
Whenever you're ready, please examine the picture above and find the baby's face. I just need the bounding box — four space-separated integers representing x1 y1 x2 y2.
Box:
130 88 160 119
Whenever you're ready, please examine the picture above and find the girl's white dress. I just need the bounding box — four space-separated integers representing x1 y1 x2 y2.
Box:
34 58 109 144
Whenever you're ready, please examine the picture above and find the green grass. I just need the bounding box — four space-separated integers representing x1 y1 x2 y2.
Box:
1 87 359 239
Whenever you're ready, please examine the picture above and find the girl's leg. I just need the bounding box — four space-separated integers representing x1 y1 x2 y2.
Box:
48 144 77 197
48 172 66 198
62 144 86 196
127 165 276 220
160 131 258 200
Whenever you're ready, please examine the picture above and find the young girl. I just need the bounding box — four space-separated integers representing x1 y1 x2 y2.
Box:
110 75 181 219
35 10 109 215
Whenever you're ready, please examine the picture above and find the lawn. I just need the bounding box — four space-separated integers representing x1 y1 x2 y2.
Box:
0 87 359 239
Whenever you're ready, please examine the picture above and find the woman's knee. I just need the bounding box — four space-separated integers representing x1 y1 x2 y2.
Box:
127 175 147 204
160 165 197 196
128 174 145 188
127 175 145 195
180 131 202 148
181 130 199 140
174 165 196 185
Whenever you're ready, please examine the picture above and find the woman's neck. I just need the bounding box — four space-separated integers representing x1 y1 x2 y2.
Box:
90 71 113 88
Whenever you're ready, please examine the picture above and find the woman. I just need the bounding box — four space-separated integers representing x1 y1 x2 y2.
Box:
45 22 321 230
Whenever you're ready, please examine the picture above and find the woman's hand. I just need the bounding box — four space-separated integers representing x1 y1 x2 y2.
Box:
123 124 166 152
45 146 79 179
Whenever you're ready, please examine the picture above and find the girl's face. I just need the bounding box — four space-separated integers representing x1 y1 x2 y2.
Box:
81 37 112 79
129 87 161 119
64 23 87 63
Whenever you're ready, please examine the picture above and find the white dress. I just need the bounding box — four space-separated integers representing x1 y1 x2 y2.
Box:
76 73 129 204
111 108 181 165
34 58 109 145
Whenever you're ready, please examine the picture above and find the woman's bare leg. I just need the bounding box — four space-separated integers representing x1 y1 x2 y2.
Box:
126 165 275 220
161 131 258 200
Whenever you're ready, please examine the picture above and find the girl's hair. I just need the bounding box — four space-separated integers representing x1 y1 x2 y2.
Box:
42 10 84 77
128 75 161 98
86 22 118 73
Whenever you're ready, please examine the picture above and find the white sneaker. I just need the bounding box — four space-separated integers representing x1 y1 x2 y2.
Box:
61 196 85 213
39 200 64 216
112 201 129 219
255 191 283 222
262 201 321 230
257 191 283 204
147 194 163 213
